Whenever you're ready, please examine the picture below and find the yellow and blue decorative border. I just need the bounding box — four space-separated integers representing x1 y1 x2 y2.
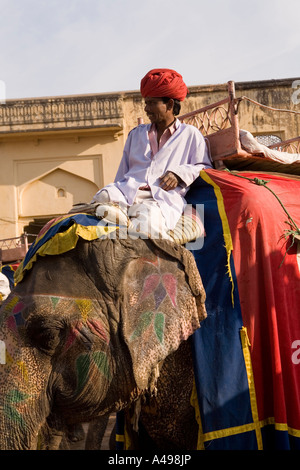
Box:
14 213 117 284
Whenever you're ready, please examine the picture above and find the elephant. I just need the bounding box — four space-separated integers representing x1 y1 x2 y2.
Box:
0 235 206 450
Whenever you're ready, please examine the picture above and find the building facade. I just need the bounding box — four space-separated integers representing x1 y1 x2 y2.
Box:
0 77 299 240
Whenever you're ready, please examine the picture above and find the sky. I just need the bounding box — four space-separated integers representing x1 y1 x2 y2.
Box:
0 0 299 100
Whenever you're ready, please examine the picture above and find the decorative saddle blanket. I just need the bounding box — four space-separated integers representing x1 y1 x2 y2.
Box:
117 168 300 450
15 203 204 284
14 213 117 284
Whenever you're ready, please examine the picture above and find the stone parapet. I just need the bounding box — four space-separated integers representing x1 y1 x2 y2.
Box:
0 93 124 134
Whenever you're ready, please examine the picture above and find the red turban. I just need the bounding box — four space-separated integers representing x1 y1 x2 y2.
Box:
140 68 188 102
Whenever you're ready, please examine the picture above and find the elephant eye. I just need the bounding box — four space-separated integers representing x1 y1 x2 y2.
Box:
30 328 61 355
25 316 62 355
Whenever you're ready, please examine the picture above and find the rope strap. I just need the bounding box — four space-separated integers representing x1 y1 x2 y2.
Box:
225 170 300 265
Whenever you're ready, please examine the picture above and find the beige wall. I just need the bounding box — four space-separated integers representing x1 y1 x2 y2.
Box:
0 131 125 238
0 78 299 239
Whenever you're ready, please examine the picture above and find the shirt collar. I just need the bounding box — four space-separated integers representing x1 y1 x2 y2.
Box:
150 118 180 135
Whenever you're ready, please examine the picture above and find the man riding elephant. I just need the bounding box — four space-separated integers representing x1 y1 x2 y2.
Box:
91 68 212 241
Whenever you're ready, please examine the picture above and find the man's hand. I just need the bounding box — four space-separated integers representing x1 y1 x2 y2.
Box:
159 171 182 191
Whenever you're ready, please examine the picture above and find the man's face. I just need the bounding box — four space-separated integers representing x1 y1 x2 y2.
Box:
144 97 173 124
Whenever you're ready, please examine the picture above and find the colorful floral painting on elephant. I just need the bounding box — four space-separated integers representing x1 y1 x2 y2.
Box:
0 219 206 450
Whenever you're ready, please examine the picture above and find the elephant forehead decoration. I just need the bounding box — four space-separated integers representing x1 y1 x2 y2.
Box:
3 294 106 333
0 294 112 423
1 294 109 376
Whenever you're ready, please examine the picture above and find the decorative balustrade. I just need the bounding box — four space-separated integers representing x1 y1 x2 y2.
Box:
269 136 300 154
179 82 300 160
0 234 29 263
0 94 124 131
179 97 232 136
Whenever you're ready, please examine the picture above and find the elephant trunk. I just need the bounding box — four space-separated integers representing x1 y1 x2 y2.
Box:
0 414 38 450
0 383 51 449
0 334 52 449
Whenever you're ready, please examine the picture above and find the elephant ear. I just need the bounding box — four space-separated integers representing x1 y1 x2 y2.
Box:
151 239 207 317
121 240 206 392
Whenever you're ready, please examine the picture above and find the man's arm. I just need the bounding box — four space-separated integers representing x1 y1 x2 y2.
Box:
158 171 183 191
159 131 212 190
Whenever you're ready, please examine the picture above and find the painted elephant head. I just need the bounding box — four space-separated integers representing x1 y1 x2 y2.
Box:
0 237 206 449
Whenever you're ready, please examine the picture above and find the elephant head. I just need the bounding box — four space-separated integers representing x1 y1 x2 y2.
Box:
0 237 206 449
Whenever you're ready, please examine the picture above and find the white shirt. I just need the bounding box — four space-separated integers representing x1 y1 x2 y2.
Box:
0 272 10 302
101 119 212 229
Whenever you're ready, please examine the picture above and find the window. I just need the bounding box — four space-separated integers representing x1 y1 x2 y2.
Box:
57 188 66 198
255 134 282 147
